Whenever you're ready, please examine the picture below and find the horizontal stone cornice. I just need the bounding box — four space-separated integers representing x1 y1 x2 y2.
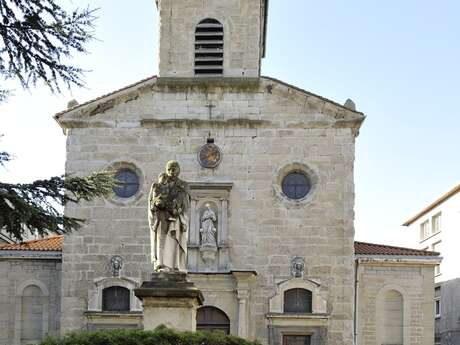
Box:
0 250 62 260
356 255 442 265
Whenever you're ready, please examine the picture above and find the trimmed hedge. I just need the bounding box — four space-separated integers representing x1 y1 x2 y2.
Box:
40 325 261 345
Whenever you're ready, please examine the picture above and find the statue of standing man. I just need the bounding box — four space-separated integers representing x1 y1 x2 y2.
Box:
148 161 190 272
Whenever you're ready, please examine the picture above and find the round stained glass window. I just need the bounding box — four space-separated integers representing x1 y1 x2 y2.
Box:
282 172 311 200
113 169 139 198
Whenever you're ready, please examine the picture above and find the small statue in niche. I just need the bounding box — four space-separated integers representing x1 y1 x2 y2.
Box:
200 205 217 247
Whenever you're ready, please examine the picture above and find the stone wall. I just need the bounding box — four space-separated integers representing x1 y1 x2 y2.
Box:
356 260 435 345
0 258 61 345
157 0 263 78
58 77 363 345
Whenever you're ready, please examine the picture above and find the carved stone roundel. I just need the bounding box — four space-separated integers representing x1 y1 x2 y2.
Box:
198 143 222 169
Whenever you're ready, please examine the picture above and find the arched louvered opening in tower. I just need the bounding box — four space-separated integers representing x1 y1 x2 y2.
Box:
195 19 224 75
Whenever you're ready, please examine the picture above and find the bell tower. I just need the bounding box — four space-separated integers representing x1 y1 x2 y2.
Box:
155 0 268 78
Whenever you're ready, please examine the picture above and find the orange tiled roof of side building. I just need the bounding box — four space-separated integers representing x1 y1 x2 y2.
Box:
0 235 63 251
0 235 439 257
354 241 439 256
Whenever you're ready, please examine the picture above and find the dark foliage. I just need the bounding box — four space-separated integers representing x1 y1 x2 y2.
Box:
0 0 96 96
0 169 116 241
0 150 11 166
0 2 110 241
40 326 262 345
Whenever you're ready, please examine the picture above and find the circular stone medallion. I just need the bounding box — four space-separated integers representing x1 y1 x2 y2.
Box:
198 143 222 168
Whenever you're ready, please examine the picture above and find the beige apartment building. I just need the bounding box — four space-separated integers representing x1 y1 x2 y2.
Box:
404 182 460 345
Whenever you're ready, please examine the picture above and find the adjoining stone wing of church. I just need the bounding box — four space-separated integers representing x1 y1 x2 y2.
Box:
0 1 441 345
0 236 439 345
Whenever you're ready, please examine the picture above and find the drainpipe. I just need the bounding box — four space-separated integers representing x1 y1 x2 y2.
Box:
354 258 359 345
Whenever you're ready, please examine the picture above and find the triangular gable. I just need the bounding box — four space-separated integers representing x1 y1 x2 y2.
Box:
54 76 365 135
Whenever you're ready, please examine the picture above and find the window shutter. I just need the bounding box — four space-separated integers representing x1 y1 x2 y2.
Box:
283 288 312 313
195 19 224 75
102 286 130 312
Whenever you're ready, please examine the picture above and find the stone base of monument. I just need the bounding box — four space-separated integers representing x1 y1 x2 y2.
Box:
134 271 204 332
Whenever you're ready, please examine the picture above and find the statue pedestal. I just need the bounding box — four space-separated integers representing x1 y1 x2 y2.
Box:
134 271 204 332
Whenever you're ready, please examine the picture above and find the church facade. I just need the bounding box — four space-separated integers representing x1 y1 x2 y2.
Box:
0 1 440 345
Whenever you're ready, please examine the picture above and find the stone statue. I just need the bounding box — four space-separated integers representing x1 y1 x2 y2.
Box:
200 205 217 247
148 160 190 272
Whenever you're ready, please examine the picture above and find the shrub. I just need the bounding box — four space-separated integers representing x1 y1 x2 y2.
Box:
40 325 261 345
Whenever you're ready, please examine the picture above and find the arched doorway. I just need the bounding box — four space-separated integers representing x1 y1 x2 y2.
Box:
196 306 230 334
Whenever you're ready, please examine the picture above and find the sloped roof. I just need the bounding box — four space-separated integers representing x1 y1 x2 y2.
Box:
403 181 460 226
0 236 438 257
54 75 157 119
354 241 439 256
0 235 63 251
54 75 364 124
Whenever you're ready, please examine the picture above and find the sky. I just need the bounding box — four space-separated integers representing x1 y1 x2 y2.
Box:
1 0 460 247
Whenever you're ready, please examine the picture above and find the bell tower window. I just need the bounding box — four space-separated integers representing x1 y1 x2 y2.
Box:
195 19 224 75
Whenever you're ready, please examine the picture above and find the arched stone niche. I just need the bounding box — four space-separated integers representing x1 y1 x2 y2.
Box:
187 182 232 272
14 280 50 345
269 278 327 314
375 284 410 345
88 277 142 312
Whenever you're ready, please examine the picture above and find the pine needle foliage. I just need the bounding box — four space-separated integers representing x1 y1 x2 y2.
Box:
40 326 262 345
0 0 96 96
0 150 11 166
0 1 110 241
0 168 116 241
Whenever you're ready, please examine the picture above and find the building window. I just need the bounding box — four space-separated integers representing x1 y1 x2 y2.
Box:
283 288 312 313
435 298 441 318
435 335 441 345
282 172 311 200
113 169 140 198
283 335 311 345
434 264 441 276
432 213 442 234
432 241 441 276
420 220 430 241
196 306 230 334
195 19 224 75
102 286 130 312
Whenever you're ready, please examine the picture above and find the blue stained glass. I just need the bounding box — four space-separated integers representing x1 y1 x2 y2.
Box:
282 172 311 200
113 169 139 198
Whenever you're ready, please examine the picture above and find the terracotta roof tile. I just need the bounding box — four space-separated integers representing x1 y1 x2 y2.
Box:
0 235 63 251
354 241 439 256
0 236 438 257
